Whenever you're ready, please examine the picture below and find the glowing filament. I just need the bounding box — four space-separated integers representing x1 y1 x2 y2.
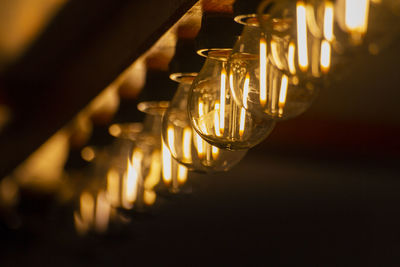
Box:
177 164 188 184
195 132 205 160
182 127 192 162
243 73 250 109
345 0 369 34
198 100 208 134
259 37 267 107
296 1 309 71
144 150 161 190
143 190 156 206
167 125 176 157
95 190 111 233
80 192 94 226
219 68 226 134
122 150 141 209
214 102 222 137
288 42 296 75
162 140 172 184
239 108 246 138
106 169 120 206
324 2 334 41
278 75 289 116
212 146 219 159
320 40 331 73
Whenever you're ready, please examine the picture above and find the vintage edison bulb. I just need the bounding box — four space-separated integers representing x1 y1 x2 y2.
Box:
258 0 400 58
106 122 161 209
188 49 275 150
135 101 190 194
162 73 247 173
229 14 319 120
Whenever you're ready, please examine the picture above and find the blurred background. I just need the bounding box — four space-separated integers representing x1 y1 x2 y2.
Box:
0 0 399 265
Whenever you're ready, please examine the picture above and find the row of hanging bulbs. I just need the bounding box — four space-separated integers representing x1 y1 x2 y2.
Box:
72 0 400 234
167 0 400 167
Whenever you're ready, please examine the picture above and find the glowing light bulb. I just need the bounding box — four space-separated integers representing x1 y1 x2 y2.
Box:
162 73 247 173
188 49 275 150
229 13 320 120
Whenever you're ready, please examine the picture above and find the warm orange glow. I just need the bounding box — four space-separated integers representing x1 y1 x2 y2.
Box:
229 71 235 96
210 146 219 159
182 127 192 162
259 37 267 107
167 125 176 157
324 1 334 41
271 40 284 70
81 146 95 162
278 75 289 116
80 191 94 226
239 107 246 138
296 1 309 71
162 140 172 184
108 124 122 137
198 100 208 135
219 67 226 134
195 132 205 160
177 164 188 184
95 190 111 233
345 0 369 35
144 190 156 205
74 211 88 235
144 150 161 190
320 40 331 73
198 100 204 117
122 161 136 209
214 102 222 137
288 42 296 75
106 169 120 206
243 73 250 109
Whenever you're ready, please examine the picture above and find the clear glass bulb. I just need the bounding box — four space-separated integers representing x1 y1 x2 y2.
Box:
258 0 400 58
229 15 319 120
162 73 247 173
106 122 160 210
257 0 334 81
188 49 275 150
136 101 190 194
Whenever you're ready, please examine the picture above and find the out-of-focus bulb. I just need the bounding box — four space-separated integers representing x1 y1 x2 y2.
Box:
257 0 334 79
136 101 190 194
188 49 275 150
162 73 247 173
229 14 320 120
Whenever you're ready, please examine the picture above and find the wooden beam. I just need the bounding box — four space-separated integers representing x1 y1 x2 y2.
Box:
0 0 197 178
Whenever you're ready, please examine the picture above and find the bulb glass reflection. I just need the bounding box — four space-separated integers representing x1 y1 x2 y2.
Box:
188 49 275 150
162 73 247 172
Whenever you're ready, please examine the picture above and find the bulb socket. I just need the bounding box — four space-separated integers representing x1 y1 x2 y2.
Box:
195 13 242 53
169 38 204 74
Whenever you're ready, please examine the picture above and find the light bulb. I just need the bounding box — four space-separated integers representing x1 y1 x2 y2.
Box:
256 0 334 80
228 14 319 120
188 49 276 150
107 122 160 209
136 101 190 194
258 0 400 58
162 73 247 173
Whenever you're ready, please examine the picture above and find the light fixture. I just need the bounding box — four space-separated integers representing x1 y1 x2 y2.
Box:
188 13 275 150
229 11 319 120
162 73 247 172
